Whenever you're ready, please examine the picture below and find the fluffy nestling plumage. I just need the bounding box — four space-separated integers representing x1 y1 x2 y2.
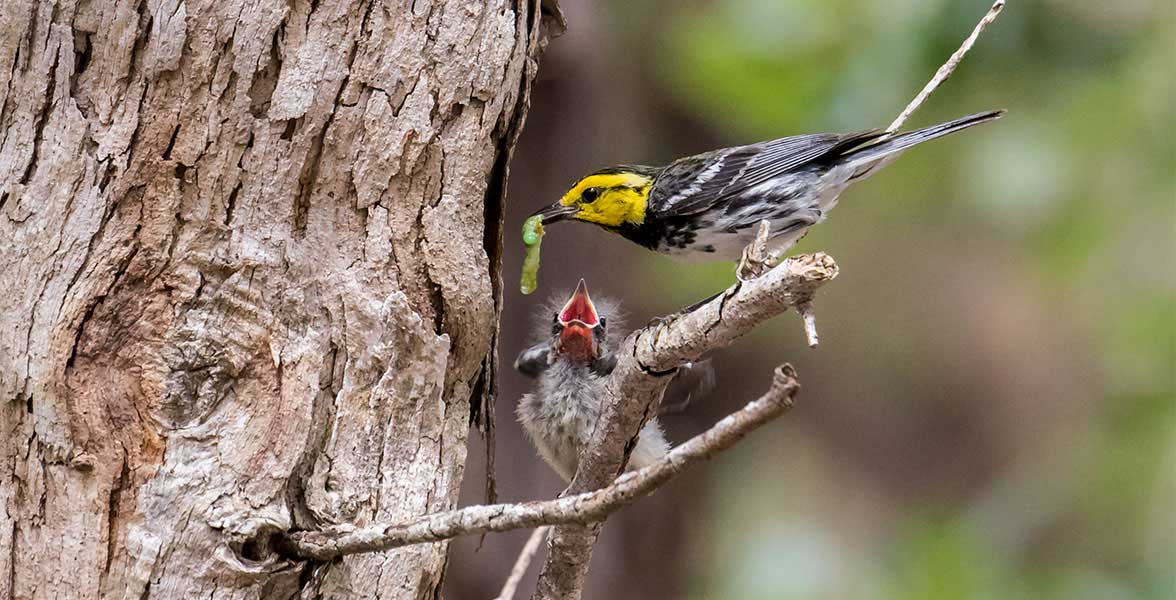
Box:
514 281 669 481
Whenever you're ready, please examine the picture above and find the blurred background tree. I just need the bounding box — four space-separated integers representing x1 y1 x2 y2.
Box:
447 0 1175 598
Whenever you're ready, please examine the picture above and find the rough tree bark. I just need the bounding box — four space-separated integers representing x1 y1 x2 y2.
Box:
0 0 558 598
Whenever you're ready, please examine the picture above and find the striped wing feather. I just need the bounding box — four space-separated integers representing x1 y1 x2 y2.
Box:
652 129 885 217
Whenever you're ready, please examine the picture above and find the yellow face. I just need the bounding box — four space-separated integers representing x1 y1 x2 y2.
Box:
559 172 653 228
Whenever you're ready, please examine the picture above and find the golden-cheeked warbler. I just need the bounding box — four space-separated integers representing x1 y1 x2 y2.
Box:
530 110 1004 261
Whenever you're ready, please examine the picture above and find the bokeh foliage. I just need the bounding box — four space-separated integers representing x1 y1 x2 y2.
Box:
597 0 1175 597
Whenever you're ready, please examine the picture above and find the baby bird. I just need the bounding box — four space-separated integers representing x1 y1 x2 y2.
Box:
514 280 669 481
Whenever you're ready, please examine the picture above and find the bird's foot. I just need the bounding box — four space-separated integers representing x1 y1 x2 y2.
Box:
645 314 674 328
736 220 774 282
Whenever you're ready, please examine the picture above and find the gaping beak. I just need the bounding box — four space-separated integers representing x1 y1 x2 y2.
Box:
530 202 578 225
556 279 600 361
558 279 599 328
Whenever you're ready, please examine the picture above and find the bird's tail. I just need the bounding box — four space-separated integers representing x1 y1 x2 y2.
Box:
838 110 1005 172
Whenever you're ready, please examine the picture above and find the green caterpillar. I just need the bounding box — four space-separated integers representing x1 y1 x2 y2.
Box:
520 215 544 295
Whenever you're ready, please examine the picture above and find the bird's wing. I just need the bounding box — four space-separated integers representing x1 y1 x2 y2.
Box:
514 342 552 378
659 359 716 415
652 130 885 217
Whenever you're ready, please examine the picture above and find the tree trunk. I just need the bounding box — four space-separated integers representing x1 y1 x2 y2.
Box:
0 0 554 597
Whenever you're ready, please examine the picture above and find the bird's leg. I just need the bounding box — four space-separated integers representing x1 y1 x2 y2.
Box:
736 220 773 282
643 313 675 329
763 228 813 269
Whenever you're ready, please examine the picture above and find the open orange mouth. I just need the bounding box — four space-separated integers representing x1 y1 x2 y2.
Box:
558 279 599 328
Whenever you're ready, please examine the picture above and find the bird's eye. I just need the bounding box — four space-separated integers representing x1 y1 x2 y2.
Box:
599 316 607 329
581 187 601 202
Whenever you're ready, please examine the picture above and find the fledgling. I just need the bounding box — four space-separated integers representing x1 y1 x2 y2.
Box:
514 280 669 481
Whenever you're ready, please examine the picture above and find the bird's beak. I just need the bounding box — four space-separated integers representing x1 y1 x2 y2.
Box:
558 279 599 328
556 280 600 360
530 202 578 225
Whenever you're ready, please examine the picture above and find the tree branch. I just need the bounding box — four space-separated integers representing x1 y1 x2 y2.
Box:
276 366 800 561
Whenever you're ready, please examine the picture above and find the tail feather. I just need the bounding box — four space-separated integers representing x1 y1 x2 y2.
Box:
838 109 1005 171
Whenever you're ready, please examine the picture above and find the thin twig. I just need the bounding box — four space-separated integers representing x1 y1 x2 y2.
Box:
798 303 819 348
886 0 1006 134
278 366 800 561
495 526 550 600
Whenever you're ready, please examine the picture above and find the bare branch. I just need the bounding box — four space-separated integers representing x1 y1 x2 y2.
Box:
495 527 550 600
278 366 800 561
533 254 836 599
886 0 1006 134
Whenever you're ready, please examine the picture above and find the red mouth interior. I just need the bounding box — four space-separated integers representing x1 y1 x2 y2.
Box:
559 324 596 360
559 285 599 327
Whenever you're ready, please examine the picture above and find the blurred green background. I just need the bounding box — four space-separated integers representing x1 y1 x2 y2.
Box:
447 1 1175 598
